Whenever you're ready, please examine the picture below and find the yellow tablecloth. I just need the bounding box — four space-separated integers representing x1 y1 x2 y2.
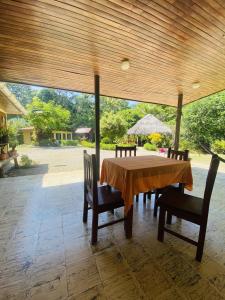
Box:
100 155 193 214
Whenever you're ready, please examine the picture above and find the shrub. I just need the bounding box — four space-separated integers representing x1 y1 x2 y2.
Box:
61 140 79 146
144 143 157 151
20 155 33 168
38 139 58 147
148 133 172 147
80 140 95 148
179 139 200 152
100 143 116 150
212 140 225 154
148 133 162 146
101 137 111 144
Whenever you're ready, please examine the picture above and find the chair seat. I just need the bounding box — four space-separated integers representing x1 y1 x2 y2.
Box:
157 188 203 217
87 185 124 212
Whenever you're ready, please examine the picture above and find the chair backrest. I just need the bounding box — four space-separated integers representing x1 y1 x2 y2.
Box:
83 150 98 207
115 145 137 158
167 147 189 161
202 154 220 215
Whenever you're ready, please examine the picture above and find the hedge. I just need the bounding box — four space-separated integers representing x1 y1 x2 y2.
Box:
143 143 157 151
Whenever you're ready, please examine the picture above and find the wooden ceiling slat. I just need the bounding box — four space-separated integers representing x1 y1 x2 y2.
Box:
1 0 225 106
10 0 224 69
1 3 225 77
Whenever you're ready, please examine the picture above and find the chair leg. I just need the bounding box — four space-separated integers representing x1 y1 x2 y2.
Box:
158 207 166 242
153 201 158 217
166 213 172 225
125 206 133 239
136 194 139 202
196 223 207 262
143 193 147 203
154 190 159 217
147 192 151 199
83 194 88 223
91 211 98 245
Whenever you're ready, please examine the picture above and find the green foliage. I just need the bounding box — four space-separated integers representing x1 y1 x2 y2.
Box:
183 92 225 147
6 83 35 106
7 118 26 147
148 133 163 146
179 139 196 151
80 140 95 148
73 94 95 128
144 143 157 151
26 97 71 140
20 155 33 168
37 88 75 113
133 103 176 124
117 109 141 129
101 137 111 144
38 139 58 147
211 140 225 154
0 127 8 138
100 112 127 143
60 140 79 146
148 133 171 148
100 97 129 114
100 143 116 150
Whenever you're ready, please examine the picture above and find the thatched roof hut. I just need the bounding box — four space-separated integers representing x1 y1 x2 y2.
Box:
127 114 172 136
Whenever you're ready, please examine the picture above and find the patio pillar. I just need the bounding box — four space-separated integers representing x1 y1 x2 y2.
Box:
174 93 183 151
94 74 100 179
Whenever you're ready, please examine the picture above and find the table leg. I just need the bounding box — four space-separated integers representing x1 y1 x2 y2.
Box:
124 205 133 238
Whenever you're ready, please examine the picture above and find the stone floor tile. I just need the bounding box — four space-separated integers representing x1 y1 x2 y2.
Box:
67 256 101 297
68 284 107 300
133 258 172 299
103 272 144 300
95 247 129 281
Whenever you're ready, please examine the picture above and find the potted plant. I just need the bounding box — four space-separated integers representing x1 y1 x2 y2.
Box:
0 146 8 160
0 127 8 144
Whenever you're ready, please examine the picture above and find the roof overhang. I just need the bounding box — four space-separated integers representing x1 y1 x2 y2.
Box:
0 83 26 115
0 1 225 106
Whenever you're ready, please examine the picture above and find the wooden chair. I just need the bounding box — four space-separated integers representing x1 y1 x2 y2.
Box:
115 145 136 157
154 147 189 217
115 145 139 202
83 150 125 244
157 154 220 262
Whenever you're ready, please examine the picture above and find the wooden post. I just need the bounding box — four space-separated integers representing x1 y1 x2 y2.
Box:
174 93 183 151
95 74 100 179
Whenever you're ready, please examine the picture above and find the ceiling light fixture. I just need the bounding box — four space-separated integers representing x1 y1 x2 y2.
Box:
192 82 200 89
121 59 130 71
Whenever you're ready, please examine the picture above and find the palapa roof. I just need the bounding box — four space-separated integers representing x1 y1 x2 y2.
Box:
1 1 225 106
127 115 172 136
0 83 26 115
75 128 92 134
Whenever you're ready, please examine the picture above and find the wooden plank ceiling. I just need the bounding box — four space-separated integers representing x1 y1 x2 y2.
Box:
1 0 225 106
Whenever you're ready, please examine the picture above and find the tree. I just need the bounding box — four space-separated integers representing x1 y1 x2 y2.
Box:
7 118 27 146
6 83 35 106
100 97 129 114
72 94 95 128
117 109 141 129
133 103 176 124
100 112 127 143
26 97 71 140
37 88 75 112
183 92 225 147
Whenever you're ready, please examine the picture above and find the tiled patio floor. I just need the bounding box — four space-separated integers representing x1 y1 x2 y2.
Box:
1 166 225 299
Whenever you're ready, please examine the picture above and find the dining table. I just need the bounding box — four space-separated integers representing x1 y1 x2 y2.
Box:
100 155 193 238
